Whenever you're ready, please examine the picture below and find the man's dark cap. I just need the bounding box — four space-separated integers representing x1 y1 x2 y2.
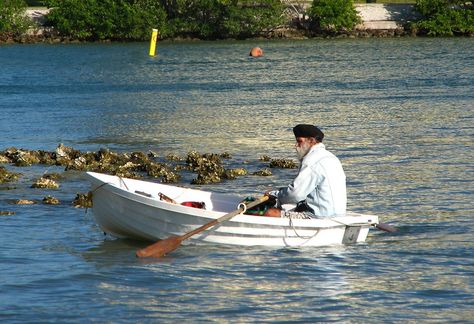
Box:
293 124 324 142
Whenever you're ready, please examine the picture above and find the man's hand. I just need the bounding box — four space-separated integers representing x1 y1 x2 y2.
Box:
264 189 278 199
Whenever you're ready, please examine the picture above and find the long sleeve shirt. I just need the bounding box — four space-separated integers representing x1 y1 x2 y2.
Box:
272 143 347 217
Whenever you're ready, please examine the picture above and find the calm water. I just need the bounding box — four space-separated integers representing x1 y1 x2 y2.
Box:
1 38 473 322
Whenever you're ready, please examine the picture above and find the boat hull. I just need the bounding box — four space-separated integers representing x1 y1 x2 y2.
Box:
86 172 379 247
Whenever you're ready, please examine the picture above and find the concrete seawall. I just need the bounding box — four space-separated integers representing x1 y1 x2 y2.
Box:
355 4 420 30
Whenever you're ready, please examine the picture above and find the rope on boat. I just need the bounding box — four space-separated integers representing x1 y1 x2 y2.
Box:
86 175 127 213
118 176 129 190
288 215 320 241
88 175 128 205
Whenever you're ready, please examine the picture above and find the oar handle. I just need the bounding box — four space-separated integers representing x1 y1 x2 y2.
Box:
158 192 178 204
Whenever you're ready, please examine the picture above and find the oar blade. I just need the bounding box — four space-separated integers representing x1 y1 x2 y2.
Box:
375 222 397 232
136 236 183 258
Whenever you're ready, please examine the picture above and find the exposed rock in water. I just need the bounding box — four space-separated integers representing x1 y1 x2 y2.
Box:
0 211 15 216
144 161 167 177
14 199 36 205
166 153 182 161
223 168 248 180
269 158 297 169
191 172 222 185
0 154 10 163
187 151 225 184
2 144 288 188
43 195 60 205
67 156 89 170
145 161 181 183
31 177 60 189
253 168 273 176
8 148 40 166
148 150 159 158
0 147 57 166
55 143 82 166
73 192 93 208
220 152 232 159
129 151 151 167
95 148 129 166
0 166 21 183
36 150 57 165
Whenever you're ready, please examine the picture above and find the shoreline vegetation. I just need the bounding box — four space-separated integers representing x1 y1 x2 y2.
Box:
1 0 473 44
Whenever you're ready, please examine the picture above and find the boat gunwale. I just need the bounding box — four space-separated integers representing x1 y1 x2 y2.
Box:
86 172 379 230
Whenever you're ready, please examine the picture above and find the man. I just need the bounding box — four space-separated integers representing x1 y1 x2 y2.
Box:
264 124 347 218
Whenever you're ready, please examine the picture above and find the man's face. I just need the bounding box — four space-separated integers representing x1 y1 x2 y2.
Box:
295 137 314 160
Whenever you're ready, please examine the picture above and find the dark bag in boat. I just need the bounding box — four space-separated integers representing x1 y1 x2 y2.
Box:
294 200 314 213
240 196 276 216
181 201 206 209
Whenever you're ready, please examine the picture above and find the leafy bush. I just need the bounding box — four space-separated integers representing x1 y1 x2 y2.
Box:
0 0 32 34
44 0 283 41
227 0 285 38
164 0 284 40
308 0 361 32
45 0 168 41
413 0 474 36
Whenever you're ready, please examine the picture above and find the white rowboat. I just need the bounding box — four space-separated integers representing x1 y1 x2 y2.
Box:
86 172 380 247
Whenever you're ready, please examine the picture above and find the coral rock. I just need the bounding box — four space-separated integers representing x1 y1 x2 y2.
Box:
31 177 59 189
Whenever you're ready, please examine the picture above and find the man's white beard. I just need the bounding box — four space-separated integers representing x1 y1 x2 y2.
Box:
296 142 311 161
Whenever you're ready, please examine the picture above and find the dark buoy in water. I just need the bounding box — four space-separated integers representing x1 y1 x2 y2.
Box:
249 47 263 57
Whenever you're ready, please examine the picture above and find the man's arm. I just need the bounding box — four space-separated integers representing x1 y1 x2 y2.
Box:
276 162 320 205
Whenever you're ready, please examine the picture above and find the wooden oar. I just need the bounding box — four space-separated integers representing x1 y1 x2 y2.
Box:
375 222 397 232
136 195 269 258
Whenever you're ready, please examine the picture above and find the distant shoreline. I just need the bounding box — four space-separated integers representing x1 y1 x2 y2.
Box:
0 4 470 44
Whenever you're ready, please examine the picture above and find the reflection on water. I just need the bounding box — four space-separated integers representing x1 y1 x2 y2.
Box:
80 237 474 322
0 38 473 322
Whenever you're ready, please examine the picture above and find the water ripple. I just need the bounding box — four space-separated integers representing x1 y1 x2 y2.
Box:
0 38 473 322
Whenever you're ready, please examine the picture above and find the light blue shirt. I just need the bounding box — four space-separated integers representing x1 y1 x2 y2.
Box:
271 143 347 217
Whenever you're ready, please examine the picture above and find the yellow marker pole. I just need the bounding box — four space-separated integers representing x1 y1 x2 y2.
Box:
149 29 158 56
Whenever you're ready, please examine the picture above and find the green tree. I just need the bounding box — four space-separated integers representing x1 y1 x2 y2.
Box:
45 0 283 40
116 0 169 39
163 0 284 39
414 0 474 36
225 0 285 39
0 0 32 34
45 0 167 40
308 0 361 33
